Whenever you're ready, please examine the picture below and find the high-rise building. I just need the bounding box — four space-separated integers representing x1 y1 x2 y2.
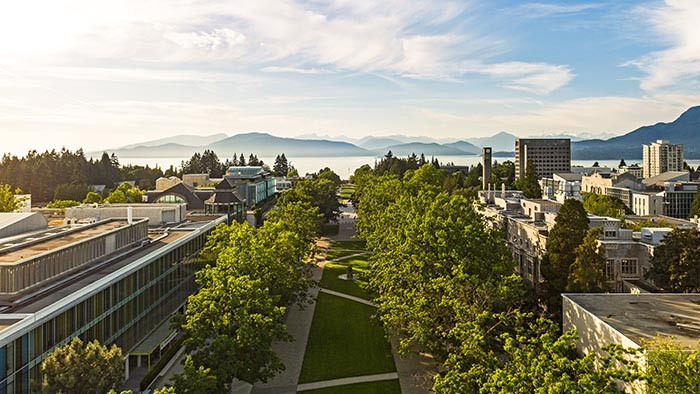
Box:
482 147 492 190
642 140 684 179
514 139 571 179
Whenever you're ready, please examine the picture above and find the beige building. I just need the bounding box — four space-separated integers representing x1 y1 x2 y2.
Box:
515 138 571 179
563 293 700 393
642 140 683 179
155 176 182 190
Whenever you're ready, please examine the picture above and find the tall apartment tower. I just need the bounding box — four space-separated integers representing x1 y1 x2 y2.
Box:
642 140 684 179
514 138 571 179
482 147 492 190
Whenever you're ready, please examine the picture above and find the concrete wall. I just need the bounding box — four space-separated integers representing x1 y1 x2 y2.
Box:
65 204 186 226
0 213 47 240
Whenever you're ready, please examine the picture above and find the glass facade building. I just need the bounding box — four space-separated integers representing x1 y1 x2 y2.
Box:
0 217 225 393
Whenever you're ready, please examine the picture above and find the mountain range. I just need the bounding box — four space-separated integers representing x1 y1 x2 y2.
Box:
95 106 700 159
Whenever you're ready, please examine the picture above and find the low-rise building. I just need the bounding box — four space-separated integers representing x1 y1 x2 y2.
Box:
540 173 582 203
0 215 225 391
563 293 700 356
581 172 643 195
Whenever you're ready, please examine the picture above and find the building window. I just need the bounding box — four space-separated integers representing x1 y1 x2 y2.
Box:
605 260 615 281
604 230 617 238
621 259 638 277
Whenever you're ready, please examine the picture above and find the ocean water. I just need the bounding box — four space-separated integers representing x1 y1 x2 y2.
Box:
117 156 700 180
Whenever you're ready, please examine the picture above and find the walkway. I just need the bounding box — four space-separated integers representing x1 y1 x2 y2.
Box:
296 372 400 392
250 252 325 394
319 288 376 307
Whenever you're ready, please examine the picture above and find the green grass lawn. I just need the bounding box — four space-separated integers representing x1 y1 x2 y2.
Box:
319 263 373 300
298 379 401 394
298 293 395 384
328 240 367 251
325 249 364 261
338 185 356 199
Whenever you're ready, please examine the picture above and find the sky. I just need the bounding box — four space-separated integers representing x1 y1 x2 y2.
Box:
1 0 699 154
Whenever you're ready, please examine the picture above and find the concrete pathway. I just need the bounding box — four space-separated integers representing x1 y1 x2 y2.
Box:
296 372 400 392
331 251 369 262
319 288 376 307
250 264 323 394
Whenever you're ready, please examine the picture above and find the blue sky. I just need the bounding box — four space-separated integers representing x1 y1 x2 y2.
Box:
0 0 699 153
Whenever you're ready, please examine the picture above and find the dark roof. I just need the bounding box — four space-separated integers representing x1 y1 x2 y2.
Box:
147 182 205 210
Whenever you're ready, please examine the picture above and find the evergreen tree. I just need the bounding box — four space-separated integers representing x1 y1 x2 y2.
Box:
273 154 289 176
239 153 246 166
567 228 608 292
540 199 589 312
515 160 542 199
619 159 627 168
648 228 700 292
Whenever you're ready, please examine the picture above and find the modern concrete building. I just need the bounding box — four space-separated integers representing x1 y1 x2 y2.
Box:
643 140 684 179
0 216 225 392
482 147 492 190
65 204 187 226
514 138 570 179
631 192 664 216
224 166 276 206
563 293 700 354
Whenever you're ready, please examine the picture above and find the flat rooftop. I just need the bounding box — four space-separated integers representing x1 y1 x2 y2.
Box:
565 293 700 348
0 220 130 264
4 231 186 314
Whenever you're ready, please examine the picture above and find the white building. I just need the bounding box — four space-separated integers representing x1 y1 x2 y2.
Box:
642 140 684 179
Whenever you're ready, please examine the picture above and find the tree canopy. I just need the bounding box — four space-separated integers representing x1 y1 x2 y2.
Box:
37 337 124 394
104 183 145 204
180 197 320 389
0 184 25 212
648 228 700 292
582 192 630 219
540 199 590 312
514 160 541 199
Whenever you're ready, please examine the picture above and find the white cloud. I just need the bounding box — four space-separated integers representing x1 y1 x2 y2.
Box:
262 66 335 75
467 62 575 94
627 0 700 91
0 0 574 94
511 3 602 18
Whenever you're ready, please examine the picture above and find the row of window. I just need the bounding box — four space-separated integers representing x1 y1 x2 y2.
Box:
0 229 210 394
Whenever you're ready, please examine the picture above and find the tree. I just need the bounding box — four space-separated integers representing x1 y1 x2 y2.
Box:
592 161 600 167
53 183 92 201
690 188 700 219
648 228 700 292
181 274 288 390
278 178 341 222
105 183 144 204
540 199 589 311
170 355 218 394
239 153 246 166
644 337 700 394
83 191 103 204
582 192 630 219
515 160 541 199
477 318 641 394
272 154 289 177
37 337 124 394
567 228 608 292
287 167 299 177
317 167 341 188
0 184 25 212
619 159 627 168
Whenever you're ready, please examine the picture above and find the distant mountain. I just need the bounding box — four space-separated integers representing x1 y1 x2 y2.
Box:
466 131 517 152
207 132 373 157
106 143 201 158
99 132 374 158
117 133 228 150
443 140 481 155
358 137 405 150
573 106 700 159
376 142 472 156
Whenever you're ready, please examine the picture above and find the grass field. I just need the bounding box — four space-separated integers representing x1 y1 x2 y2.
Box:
298 379 401 394
338 184 356 199
328 240 367 251
319 263 373 300
298 293 395 384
